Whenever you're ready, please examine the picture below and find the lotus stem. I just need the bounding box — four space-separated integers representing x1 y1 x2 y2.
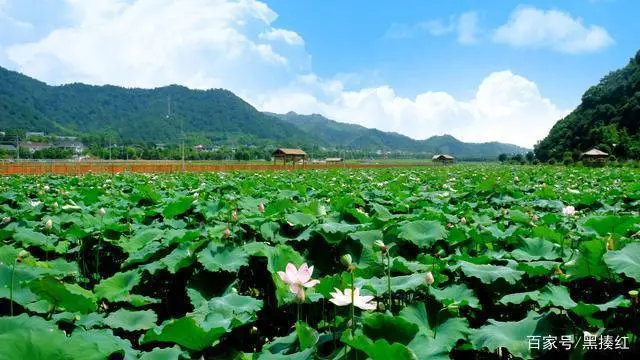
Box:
386 252 392 313
350 271 355 333
96 217 103 278
9 261 16 316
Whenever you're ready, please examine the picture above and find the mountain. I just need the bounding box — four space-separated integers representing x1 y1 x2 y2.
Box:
0 65 528 158
0 66 314 146
270 112 529 158
535 49 640 161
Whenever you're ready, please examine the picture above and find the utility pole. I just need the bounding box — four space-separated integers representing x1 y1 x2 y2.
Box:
16 135 20 162
167 95 185 172
181 117 185 172
109 137 112 161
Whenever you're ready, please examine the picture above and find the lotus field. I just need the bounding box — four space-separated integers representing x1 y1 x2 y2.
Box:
1 165 639 359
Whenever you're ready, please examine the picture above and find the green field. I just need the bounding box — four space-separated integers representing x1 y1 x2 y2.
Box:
1 165 639 359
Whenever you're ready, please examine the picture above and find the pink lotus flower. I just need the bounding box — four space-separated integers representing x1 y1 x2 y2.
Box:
224 228 231 238
277 263 320 296
329 287 376 310
562 206 576 216
232 209 238 221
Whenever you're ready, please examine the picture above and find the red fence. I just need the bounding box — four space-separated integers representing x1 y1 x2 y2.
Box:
0 162 435 175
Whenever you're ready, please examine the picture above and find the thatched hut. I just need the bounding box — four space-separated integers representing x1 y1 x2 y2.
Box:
581 148 608 166
432 154 455 165
273 148 307 167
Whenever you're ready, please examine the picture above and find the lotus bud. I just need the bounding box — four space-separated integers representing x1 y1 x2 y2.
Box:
98 208 106 217
52 202 59 209
629 290 639 305
232 209 238 221
224 228 231 238
340 254 353 267
16 250 29 263
532 214 539 222
554 265 563 275
258 202 265 213
250 326 258 335
513 176 519 183
374 240 389 254
2 216 10 224
564 259 576 267
425 272 435 285
446 303 459 314
44 219 53 231
43 185 50 192
606 238 614 251
501 209 508 216
460 217 466 225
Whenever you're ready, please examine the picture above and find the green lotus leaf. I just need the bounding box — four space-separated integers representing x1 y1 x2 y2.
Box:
28 277 97 313
104 309 158 331
603 242 640 281
430 284 481 309
398 220 447 248
455 261 524 284
470 312 548 360
198 242 249 273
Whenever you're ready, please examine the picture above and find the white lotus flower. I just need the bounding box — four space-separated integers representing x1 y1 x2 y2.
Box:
562 206 576 216
329 288 376 311
44 219 53 230
425 272 435 285
98 208 106 217
317 205 327 217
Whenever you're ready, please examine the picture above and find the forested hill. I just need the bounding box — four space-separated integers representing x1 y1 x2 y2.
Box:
0 65 528 157
270 112 528 157
0 66 314 146
535 50 640 161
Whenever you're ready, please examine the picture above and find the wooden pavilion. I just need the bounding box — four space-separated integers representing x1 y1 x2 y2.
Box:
432 154 455 165
581 148 608 166
273 148 307 167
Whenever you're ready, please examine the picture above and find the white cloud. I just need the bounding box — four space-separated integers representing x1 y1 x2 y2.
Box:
253 70 569 148
5 0 303 90
456 11 479 44
259 28 304 46
419 19 454 36
1 0 569 148
493 6 613 53
384 12 479 45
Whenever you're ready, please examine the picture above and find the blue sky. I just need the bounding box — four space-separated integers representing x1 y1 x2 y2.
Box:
0 0 637 147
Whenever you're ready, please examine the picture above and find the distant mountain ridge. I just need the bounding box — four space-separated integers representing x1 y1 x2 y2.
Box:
269 112 529 157
0 65 528 158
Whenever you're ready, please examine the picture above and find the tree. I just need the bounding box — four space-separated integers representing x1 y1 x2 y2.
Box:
525 151 534 162
498 153 508 162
